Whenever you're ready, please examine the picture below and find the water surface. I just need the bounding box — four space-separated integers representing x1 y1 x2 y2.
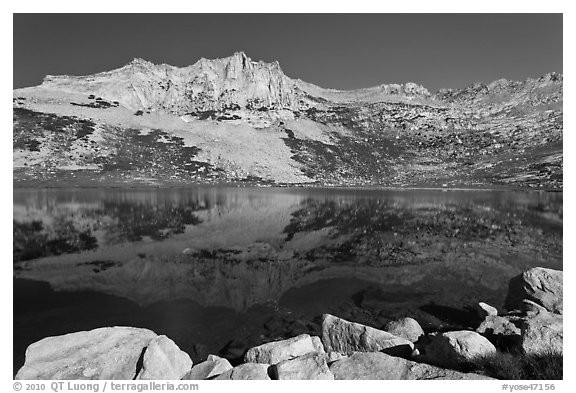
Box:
13 187 562 372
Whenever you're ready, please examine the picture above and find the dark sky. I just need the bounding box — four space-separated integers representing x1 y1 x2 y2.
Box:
13 14 562 91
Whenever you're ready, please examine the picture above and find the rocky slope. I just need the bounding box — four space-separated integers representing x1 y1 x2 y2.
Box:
13 52 563 189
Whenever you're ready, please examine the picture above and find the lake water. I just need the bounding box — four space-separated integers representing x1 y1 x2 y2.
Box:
13 187 563 373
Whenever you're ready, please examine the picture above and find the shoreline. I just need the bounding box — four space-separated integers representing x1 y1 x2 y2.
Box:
13 181 564 193
14 267 564 380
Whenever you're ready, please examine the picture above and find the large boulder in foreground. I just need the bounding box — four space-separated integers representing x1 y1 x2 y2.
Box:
270 352 334 380
16 327 159 380
330 352 492 380
505 267 563 314
244 334 324 365
521 308 563 355
213 363 270 380
136 335 192 380
183 355 232 380
322 314 413 356
383 317 425 342
422 330 496 367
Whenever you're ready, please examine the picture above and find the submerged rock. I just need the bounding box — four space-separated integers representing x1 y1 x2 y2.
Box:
383 317 425 342
183 354 232 380
136 335 192 380
505 267 563 314
329 352 492 380
213 363 271 380
15 327 158 380
244 334 325 365
322 314 413 356
270 352 334 380
422 330 496 367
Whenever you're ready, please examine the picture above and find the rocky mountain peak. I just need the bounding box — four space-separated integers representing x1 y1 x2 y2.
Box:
38 52 300 114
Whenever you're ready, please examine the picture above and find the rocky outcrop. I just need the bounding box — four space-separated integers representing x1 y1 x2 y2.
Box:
15 327 189 380
135 335 192 380
422 331 497 367
213 363 271 380
329 352 492 380
244 334 325 365
182 355 232 380
383 317 425 342
270 352 334 380
505 267 563 314
322 314 414 356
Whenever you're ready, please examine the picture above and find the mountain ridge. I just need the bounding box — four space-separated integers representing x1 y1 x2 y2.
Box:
13 51 563 189
37 51 562 109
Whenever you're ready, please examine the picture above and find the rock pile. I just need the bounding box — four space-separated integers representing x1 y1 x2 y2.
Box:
16 267 562 380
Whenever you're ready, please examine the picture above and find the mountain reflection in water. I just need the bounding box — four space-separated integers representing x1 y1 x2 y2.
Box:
13 187 562 372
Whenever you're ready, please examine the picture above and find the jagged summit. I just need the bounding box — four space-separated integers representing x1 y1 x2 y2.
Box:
40 52 299 114
36 52 440 114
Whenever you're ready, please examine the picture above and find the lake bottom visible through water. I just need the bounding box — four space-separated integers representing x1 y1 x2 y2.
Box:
13 187 563 373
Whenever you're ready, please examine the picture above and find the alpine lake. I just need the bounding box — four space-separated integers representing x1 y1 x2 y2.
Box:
13 186 562 373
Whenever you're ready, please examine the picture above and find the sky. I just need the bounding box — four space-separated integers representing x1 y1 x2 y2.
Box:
13 14 562 91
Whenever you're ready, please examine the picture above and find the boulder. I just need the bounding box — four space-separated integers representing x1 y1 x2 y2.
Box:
244 334 324 365
329 352 492 380
327 351 346 363
136 335 192 380
182 355 232 380
383 317 425 342
270 352 334 380
521 309 563 355
505 267 563 314
476 315 521 348
477 315 521 337
422 330 496 367
16 327 158 380
476 302 498 318
311 335 326 353
523 299 548 314
213 363 270 380
322 314 413 356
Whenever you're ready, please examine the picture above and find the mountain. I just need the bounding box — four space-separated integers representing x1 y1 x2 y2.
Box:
13 52 563 189
40 52 300 114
